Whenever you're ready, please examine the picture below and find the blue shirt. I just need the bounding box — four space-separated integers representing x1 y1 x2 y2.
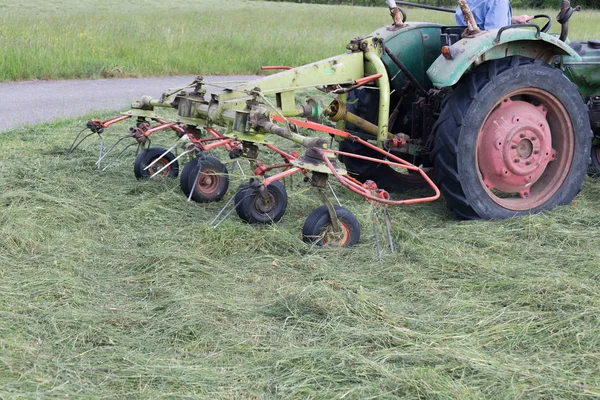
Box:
455 0 513 30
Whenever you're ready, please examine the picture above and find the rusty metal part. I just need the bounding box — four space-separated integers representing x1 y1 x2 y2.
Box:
261 66 293 71
457 0 481 35
130 122 151 144
316 189 342 235
291 147 347 175
476 89 574 210
386 0 406 30
310 172 329 189
325 99 409 141
478 99 554 198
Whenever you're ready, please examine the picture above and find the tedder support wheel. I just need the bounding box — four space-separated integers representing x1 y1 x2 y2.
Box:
134 146 179 179
235 179 287 224
302 205 360 248
180 156 229 203
432 56 591 220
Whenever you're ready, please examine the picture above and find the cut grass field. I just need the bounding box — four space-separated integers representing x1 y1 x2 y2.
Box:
1 0 600 81
1 114 600 398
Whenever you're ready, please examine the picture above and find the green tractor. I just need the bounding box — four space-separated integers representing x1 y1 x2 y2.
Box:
74 0 600 245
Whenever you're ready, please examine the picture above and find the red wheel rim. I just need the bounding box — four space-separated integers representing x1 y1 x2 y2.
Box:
322 222 351 247
148 158 170 177
195 169 220 195
253 191 276 214
476 89 574 211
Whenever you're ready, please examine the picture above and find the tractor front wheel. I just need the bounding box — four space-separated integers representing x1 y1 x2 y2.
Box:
433 57 591 219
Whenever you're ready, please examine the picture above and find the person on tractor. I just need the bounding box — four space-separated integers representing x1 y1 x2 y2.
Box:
455 0 534 30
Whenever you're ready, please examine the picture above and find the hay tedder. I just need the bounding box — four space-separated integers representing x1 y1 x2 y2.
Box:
67 0 600 248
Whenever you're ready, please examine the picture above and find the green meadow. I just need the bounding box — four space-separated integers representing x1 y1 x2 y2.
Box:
1 0 600 81
1 0 600 398
0 112 599 398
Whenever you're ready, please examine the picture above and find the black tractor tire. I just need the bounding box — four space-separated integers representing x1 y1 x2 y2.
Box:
134 147 179 179
181 156 229 203
234 182 252 218
179 158 197 197
432 56 591 220
302 205 360 248
338 89 427 192
235 179 288 224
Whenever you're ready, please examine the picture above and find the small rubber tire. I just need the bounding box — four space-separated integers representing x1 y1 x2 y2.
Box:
236 179 287 224
180 158 198 197
184 156 229 203
234 182 252 218
302 205 360 248
134 147 179 180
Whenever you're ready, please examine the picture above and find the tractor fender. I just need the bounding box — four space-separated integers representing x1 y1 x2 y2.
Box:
427 28 581 88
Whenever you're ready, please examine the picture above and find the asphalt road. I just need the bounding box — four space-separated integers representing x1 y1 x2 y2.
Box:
0 75 258 132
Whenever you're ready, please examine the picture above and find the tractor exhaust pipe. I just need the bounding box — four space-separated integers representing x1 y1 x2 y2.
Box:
386 0 404 28
457 0 481 34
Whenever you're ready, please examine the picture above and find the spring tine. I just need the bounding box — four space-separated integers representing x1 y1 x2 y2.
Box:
210 205 238 229
384 206 395 254
228 160 238 176
329 182 342 207
210 190 254 229
96 135 132 167
187 159 203 201
96 134 106 169
238 160 246 177
150 149 192 178
101 142 137 171
372 208 382 261
64 128 95 159
144 138 184 171
209 194 236 226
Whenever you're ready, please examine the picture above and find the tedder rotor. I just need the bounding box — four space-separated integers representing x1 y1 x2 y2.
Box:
67 0 600 248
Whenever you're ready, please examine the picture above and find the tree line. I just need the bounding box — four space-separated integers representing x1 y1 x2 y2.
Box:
260 0 597 9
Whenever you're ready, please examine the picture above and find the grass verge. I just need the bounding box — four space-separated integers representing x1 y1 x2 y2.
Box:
1 0 599 81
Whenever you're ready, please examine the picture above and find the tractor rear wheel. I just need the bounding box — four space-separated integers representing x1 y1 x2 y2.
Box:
432 56 591 219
